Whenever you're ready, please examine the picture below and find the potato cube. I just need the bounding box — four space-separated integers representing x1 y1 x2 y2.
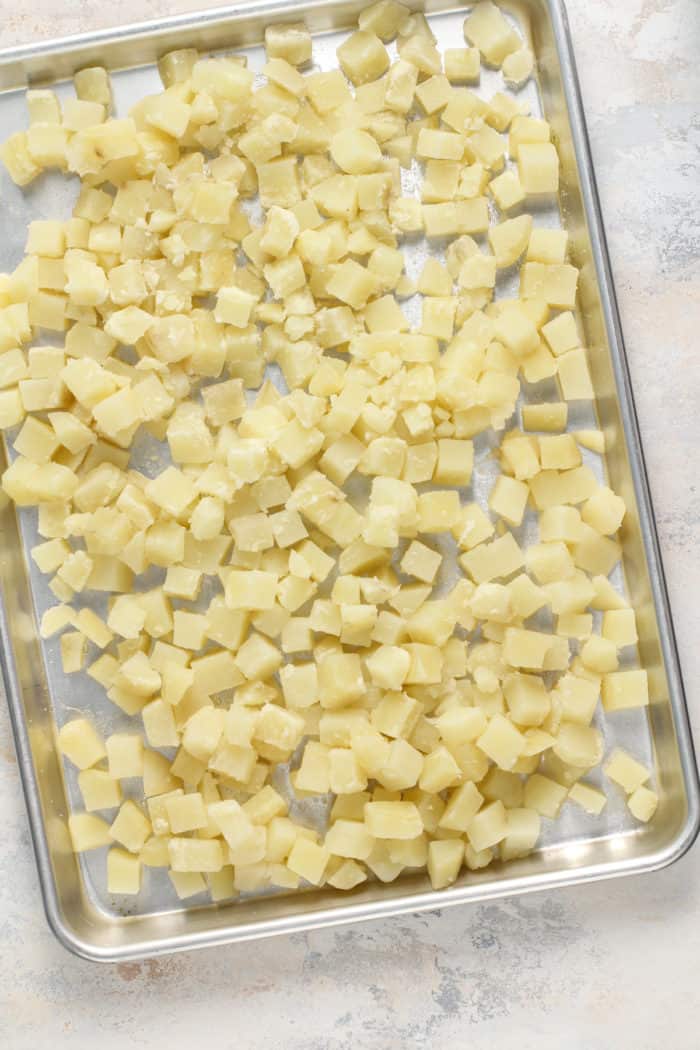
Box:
69 812 112 852
601 609 637 648
518 142 559 194
106 845 143 897
604 748 650 794
523 773 567 818
438 781 484 832
444 47 480 82
400 540 442 583
58 718 106 769
265 22 312 66
109 800 151 852
318 652 366 708
337 31 390 85
169 837 224 873
601 668 649 712
568 781 607 816
215 285 256 327
427 838 464 889
364 800 422 839
488 474 529 526
106 733 144 779
477 714 525 770
627 785 658 822
287 838 330 884
463 1 520 66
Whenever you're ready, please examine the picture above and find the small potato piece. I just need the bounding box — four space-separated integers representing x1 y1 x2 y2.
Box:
58 718 106 769
107 848 141 894
444 47 480 83
568 781 607 816
365 801 423 839
337 31 390 85
518 142 559 194
502 48 534 88
427 839 464 889
330 129 382 174
287 838 330 884
463 1 520 66
265 23 313 67
604 748 650 794
627 785 658 822
69 813 112 852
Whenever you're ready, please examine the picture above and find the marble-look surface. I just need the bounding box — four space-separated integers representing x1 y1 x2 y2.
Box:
1 1 699 1047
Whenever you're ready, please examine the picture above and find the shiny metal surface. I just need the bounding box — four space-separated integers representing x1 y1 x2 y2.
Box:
0 0 697 963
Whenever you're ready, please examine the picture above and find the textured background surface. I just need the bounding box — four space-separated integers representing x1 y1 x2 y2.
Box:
1 1 699 1047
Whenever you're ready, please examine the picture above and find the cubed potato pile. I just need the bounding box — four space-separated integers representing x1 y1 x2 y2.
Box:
1 0 656 902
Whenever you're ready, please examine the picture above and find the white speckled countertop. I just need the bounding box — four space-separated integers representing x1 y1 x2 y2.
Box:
1 1 699 1046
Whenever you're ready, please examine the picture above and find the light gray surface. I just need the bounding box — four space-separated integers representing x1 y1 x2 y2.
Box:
0 0 698 1045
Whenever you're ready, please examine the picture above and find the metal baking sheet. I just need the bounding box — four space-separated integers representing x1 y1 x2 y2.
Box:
0 0 697 962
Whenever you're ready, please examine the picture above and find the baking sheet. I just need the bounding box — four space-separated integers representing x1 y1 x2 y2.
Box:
0 0 697 960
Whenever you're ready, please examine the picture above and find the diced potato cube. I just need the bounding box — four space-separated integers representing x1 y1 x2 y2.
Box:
107 848 141 894
427 838 464 889
604 748 650 794
601 668 649 712
109 800 151 852
69 812 112 852
627 785 658 822
568 780 607 815
463 1 520 66
364 800 422 839
337 31 390 85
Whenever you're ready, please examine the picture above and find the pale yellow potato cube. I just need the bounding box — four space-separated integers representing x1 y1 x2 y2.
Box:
327 859 368 890
169 837 224 873
488 213 532 267
265 22 312 66
400 540 442 583
557 348 594 401
522 401 568 432
444 47 480 82
523 773 567 818
169 871 206 899
627 785 658 822
503 673 550 727
568 781 607 816
165 792 207 834
69 812 112 852
225 570 278 610
337 30 390 85
364 800 422 839
287 838 330 884
74 66 112 107
215 285 256 327
324 819 374 861
518 142 559 194
580 635 618 674
553 722 603 769
575 429 606 454
477 713 526 770
601 609 637 648
106 733 144 779
463 1 520 66
502 48 534 88
318 652 366 708
466 799 508 851
107 848 141 894
427 838 464 889
60 630 87 673
601 668 649 712
109 800 151 852
57 717 106 770
488 474 529 526
438 781 484 832
236 632 283 681
604 748 650 794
